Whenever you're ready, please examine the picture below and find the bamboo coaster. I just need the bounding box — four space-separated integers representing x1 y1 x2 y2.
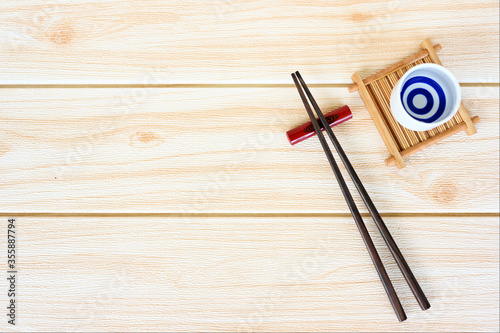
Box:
349 39 479 169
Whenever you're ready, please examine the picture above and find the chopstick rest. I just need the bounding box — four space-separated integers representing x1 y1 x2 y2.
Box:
291 71 430 321
287 105 352 145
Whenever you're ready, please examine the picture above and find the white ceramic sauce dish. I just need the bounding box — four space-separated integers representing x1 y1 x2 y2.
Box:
390 63 461 131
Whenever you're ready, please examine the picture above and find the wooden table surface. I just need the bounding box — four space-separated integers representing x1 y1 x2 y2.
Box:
1 1 499 331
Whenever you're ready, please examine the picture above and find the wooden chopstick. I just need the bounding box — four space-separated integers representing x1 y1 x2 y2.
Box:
294 71 431 312
291 73 407 322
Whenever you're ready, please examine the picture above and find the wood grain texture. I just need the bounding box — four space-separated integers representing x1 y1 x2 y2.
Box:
0 215 497 332
0 0 498 331
0 0 498 84
0 87 498 213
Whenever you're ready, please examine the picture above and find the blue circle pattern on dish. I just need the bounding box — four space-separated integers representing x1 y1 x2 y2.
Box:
400 76 446 123
407 88 433 114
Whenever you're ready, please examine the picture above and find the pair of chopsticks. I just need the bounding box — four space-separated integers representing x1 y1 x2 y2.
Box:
291 71 430 321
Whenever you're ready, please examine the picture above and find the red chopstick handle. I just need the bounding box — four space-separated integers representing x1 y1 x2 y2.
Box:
287 105 352 145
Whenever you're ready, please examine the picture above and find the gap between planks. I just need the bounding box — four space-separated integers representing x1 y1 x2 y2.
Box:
0 83 498 89
1 212 498 218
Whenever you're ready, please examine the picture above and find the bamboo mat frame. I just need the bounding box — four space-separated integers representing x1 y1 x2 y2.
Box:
349 39 479 169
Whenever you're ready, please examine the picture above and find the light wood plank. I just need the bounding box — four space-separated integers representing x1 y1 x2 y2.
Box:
0 87 498 213
0 0 498 84
0 215 497 332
